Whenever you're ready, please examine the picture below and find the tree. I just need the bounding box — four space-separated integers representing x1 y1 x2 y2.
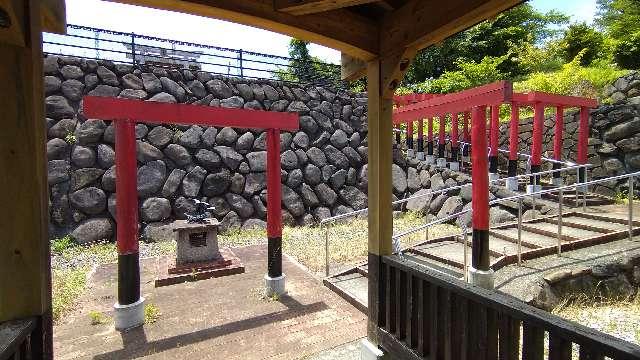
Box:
403 3 568 85
596 0 640 40
613 31 640 69
276 38 341 85
560 23 604 66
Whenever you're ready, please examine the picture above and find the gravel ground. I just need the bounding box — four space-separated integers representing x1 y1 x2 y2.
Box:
554 295 640 345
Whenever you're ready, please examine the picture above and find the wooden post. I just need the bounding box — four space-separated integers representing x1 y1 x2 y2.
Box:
417 119 424 156
406 121 414 156
508 103 519 177
471 106 490 272
114 120 140 307
553 106 564 184
450 112 459 162
266 128 283 279
489 105 499 174
0 0 53 357
438 114 446 160
427 117 434 156
463 111 471 157
366 58 393 345
530 102 545 186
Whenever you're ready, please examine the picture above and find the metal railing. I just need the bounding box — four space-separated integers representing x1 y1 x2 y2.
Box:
43 24 346 88
393 170 639 279
321 159 592 276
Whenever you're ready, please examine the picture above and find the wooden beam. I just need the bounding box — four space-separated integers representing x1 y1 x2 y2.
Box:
341 53 366 81
274 0 381 16
380 0 523 55
41 0 66 34
110 0 378 60
0 0 53 356
0 0 26 47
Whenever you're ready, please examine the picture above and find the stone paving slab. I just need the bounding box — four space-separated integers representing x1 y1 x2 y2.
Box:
53 245 366 360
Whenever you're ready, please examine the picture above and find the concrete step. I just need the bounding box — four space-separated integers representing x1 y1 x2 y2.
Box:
490 227 558 248
324 271 368 312
524 220 603 240
560 215 628 232
413 240 498 268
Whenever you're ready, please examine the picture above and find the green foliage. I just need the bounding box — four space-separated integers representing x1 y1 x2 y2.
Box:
64 132 76 144
51 235 75 255
403 3 568 84
596 0 640 41
518 40 565 73
276 38 340 85
613 31 640 69
144 303 161 324
560 23 605 66
88 310 110 325
514 51 628 97
403 55 508 94
52 267 87 322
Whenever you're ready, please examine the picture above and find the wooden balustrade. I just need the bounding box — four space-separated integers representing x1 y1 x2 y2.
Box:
378 255 640 360
0 318 39 360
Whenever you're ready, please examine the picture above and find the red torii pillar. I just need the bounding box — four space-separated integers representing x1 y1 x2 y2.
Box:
406 121 414 158
426 117 435 164
552 106 565 186
470 105 493 288
506 103 520 191
450 112 460 171
462 111 471 164
83 96 298 329
529 102 545 194
417 119 425 160
437 114 447 167
489 105 500 181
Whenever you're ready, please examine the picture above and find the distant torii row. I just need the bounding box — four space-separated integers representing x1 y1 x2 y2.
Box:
392 81 598 189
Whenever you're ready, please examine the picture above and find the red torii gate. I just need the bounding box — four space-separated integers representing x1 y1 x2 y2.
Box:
83 96 299 330
392 82 598 287
394 83 598 190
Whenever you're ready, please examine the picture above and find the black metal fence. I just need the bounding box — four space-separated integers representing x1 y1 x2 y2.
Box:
43 24 345 87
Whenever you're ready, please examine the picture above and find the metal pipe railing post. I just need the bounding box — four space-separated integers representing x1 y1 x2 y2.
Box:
583 168 588 212
575 167 580 207
425 197 431 241
532 175 537 219
324 224 329 277
517 197 523 266
557 188 563 256
629 175 634 241
131 32 136 66
463 228 469 282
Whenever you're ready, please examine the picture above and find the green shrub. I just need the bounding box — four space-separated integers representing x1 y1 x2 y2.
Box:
560 23 604 66
613 32 640 69
515 50 628 97
51 235 75 255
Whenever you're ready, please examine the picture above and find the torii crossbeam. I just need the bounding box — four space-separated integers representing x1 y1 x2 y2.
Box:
83 96 299 329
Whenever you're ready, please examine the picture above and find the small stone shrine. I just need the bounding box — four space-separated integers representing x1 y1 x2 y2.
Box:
155 200 244 287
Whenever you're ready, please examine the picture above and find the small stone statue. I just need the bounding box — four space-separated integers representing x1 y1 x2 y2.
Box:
185 199 215 224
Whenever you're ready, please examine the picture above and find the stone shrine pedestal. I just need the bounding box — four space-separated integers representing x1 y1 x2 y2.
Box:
155 220 244 287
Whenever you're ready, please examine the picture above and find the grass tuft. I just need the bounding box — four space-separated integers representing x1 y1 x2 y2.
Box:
52 267 88 322
88 310 110 325
144 303 161 324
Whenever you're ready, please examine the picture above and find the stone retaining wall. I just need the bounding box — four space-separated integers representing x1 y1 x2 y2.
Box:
47 55 510 244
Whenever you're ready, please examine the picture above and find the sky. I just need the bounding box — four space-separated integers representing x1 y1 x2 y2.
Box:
58 0 599 65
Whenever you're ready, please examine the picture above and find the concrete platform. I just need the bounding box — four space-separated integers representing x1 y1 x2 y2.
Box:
53 245 366 360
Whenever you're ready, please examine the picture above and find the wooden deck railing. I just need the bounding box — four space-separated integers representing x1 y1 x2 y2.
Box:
378 255 640 360
0 317 39 360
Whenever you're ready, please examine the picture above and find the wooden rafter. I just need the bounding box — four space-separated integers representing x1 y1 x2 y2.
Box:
110 0 379 60
381 0 522 55
274 0 383 15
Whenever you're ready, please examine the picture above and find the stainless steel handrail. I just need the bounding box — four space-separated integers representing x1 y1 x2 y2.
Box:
391 171 639 279
321 162 593 276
